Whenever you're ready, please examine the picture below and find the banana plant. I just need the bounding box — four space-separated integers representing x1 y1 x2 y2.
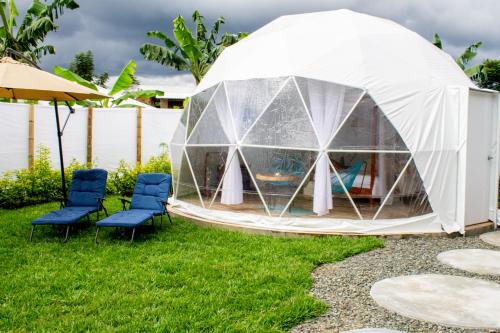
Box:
54 60 164 107
432 33 484 80
0 0 79 63
140 10 248 84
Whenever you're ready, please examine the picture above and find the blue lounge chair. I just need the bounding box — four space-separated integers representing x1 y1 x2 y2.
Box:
30 169 108 242
95 173 172 243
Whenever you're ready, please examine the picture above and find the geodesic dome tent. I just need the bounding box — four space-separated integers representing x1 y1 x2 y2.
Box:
170 10 500 235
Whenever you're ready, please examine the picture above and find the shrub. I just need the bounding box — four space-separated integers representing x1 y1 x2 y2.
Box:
0 146 171 208
107 151 171 196
0 146 85 208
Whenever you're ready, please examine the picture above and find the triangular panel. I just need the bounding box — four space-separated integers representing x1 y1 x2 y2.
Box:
176 151 203 207
225 77 288 139
169 142 184 197
240 146 318 216
185 145 234 206
329 94 407 151
209 150 269 216
242 79 320 149
375 159 433 219
171 111 187 146
295 76 364 142
187 85 235 145
328 152 411 219
187 84 218 138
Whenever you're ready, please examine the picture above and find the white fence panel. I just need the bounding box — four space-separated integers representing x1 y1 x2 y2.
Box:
142 109 182 163
92 108 137 170
35 105 88 166
0 103 183 174
0 103 29 172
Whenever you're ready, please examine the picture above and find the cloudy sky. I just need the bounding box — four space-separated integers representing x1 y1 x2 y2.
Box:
14 0 500 88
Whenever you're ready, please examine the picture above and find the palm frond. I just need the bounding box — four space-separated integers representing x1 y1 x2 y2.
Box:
173 15 202 63
109 60 136 96
456 41 482 69
146 30 177 49
112 89 164 106
140 43 189 70
53 65 98 91
432 33 442 49
192 10 207 41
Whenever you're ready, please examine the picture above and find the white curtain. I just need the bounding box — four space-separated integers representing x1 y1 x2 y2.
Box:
214 83 243 204
308 80 346 215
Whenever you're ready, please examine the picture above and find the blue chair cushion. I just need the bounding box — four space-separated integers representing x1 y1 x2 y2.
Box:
130 173 171 212
96 210 154 228
67 169 108 208
32 208 91 225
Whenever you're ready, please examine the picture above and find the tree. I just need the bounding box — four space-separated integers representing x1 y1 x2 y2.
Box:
140 10 248 84
68 50 109 88
54 60 164 107
69 50 94 81
0 0 79 63
478 59 500 91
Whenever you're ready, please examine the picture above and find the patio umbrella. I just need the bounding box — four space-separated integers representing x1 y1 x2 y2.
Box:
0 55 108 202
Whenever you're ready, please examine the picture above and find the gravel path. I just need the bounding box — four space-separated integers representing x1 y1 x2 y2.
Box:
292 235 500 333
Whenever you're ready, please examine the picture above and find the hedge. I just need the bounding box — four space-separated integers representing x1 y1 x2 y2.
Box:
0 146 171 209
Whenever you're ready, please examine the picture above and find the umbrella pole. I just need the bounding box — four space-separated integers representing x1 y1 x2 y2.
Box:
53 99 67 203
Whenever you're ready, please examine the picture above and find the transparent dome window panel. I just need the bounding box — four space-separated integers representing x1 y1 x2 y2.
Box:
240 146 318 216
171 115 187 146
169 143 184 196
282 156 360 219
187 85 235 145
375 159 433 219
242 79 320 149
294 76 364 128
187 84 218 138
328 152 411 219
208 150 269 216
329 94 407 151
176 151 203 206
225 77 288 139
186 146 232 206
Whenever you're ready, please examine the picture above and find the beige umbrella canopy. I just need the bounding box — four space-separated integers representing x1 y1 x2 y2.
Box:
0 56 109 201
0 57 108 101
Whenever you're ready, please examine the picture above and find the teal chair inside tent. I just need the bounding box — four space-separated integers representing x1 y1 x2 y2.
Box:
331 160 365 193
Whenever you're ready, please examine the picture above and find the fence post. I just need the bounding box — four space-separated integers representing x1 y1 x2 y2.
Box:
136 107 142 164
28 104 35 169
86 106 93 167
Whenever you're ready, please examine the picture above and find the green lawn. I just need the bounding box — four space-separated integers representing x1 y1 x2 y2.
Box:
0 197 383 332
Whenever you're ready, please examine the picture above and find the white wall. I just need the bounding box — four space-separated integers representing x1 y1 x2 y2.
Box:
0 102 182 174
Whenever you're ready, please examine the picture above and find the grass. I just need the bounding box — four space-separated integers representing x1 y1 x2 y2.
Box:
0 197 383 332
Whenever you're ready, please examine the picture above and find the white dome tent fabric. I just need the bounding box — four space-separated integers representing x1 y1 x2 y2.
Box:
170 9 500 235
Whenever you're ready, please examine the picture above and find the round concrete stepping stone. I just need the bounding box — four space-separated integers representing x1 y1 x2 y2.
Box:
342 329 404 333
480 231 500 247
370 274 500 329
437 249 500 275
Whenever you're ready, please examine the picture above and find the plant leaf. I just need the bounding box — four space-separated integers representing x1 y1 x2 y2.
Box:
53 65 98 91
140 43 188 70
456 41 482 69
192 10 207 41
146 30 177 49
432 33 442 49
112 89 164 106
109 60 136 96
8 0 18 30
173 15 202 63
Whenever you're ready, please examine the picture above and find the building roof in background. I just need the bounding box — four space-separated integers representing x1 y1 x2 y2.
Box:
139 85 194 99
